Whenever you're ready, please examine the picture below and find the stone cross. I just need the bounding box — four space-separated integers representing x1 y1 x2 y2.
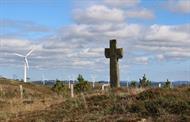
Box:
105 39 123 88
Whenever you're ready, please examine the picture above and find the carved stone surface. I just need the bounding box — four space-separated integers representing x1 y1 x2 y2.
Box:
105 39 123 88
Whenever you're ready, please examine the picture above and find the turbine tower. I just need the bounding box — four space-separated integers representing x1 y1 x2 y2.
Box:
15 49 34 82
91 75 96 88
42 74 46 85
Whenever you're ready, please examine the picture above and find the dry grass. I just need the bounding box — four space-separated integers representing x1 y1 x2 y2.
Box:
0 78 63 121
0 78 190 122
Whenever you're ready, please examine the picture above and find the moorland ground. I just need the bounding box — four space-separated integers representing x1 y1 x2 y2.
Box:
0 78 190 122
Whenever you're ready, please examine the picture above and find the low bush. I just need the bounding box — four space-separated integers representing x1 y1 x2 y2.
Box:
167 100 190 114
52 79 68 96
137 89 160 100
139 74 151 87
144 100 160 116
130 81 137 88
74 74 91 93
129 101 145 113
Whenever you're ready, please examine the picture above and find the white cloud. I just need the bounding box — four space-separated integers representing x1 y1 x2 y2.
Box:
134 56 149 64
73 2 154 24
1 22 189 70
125 8 154 19
145 24 190 42
74 5 125 24
156 54 164 60
0 0 189 75
136 24 190 60
73 60 94 66
0 39 32 48
165 0 190 13
104 0 140 7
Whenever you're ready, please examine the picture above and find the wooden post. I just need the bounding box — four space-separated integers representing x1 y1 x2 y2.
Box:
69 80 71 89
20 85 23 99
159 83 161 88
102 84 104 91
71 83 74 98
0 85 2 92
170 81 173 88
93 81 95 88
0 85 3 96
102 84 110 91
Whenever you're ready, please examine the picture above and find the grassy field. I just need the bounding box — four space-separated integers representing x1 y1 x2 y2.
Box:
0 78 190 122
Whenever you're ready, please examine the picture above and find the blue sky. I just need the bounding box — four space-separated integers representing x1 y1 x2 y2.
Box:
0 0 190 82
0 0 73 27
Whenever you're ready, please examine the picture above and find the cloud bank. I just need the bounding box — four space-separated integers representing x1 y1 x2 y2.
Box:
0 0 189 80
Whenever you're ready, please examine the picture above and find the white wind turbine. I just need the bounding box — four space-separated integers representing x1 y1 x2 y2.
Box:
42 74 46 85
15 49 34 82
91 75 96 88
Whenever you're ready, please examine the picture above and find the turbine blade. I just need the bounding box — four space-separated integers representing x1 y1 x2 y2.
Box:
14 53 25 57
26 49 34 57
25 58 29 69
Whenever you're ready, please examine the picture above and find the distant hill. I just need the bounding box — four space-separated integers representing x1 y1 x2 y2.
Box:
98 80 190 87
0 76 5 79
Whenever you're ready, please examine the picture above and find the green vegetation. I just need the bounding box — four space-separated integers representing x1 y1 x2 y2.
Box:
52 79 68 96
74 74 90 93
164 79 171 88
139 74 151 87
130 80 137 87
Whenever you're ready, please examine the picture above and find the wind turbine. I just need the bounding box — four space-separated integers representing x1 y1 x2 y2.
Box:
170 79 173 88
127 75 130 88
91 75 96 88
42 74 46 85
72 75 75 84
15 49 34 83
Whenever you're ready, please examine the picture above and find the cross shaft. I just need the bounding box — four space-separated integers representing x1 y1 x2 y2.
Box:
105 39 123 88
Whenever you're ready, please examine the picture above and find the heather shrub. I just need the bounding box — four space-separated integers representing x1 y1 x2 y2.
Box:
130 81 137 88
129 101 145 113
144 100 160 116
74 74 90 93
139 74 151 87
52 79 68 96
137 89 159 100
